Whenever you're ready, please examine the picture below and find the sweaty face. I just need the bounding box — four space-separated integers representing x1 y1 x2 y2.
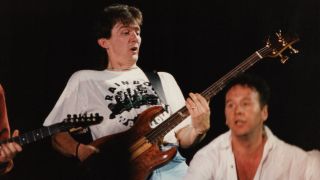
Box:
225 85 268 138
102 22 141 67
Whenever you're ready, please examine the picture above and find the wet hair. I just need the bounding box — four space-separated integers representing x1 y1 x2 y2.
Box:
94 4 143 39
225 73 271 107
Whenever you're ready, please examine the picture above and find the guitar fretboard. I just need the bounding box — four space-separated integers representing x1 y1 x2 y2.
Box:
146 46 273 143
0 123 70 146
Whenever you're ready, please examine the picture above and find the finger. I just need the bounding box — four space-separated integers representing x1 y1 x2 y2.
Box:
186 98 197 115
186 96 196 107
12 143 22 152
0 146 5 158
195 93 210 111
12 130 19 137
12 130 22 152
88 145 100 153
189 93 204 112
1 144 11 159
186 101 195 114
5 143 18 158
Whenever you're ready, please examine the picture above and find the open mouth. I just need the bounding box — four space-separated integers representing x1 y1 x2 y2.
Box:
130 47 138 52
235 120 245 125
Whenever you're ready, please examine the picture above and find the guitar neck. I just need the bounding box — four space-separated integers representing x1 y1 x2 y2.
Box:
0 123 69 146
201 47 271 101
146 46 272 142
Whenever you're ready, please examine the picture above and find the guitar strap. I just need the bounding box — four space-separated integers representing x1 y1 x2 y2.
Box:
145 71 168 106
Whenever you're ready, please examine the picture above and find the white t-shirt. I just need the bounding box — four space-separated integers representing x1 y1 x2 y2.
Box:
43 67 191 144
185 126 320 180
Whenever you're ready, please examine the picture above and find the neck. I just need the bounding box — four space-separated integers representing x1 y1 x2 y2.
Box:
232 129 266 156
106 63 137 71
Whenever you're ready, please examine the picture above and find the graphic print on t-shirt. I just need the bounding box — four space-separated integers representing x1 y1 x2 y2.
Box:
104 80 161 127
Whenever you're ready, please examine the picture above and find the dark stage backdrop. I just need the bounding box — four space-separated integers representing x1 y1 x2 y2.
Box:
0 0 319 179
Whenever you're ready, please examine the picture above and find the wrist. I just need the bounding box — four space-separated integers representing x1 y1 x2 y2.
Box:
191 125 208 136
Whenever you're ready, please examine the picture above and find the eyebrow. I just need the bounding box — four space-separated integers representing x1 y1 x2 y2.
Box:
118 25 140 31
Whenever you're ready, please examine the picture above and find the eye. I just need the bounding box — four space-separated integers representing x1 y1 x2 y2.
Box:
242 101 251 107
226 102 234 109
121 30 130 35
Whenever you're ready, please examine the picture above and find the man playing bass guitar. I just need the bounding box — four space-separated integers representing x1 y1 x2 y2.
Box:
43 4 210 180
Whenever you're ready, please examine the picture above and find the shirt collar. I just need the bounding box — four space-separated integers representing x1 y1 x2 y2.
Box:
222 126 276 152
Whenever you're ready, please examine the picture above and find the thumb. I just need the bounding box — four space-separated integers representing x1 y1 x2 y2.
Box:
88 145 100 153
12 129 19 137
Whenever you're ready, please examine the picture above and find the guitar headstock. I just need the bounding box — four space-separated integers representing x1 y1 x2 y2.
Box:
62 113 103 130
265 30 300 63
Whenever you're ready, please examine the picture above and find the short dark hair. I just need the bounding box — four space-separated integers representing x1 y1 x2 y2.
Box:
94 4 143 39
225 73 270 107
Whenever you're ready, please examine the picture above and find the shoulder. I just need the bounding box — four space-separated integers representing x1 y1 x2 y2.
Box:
70 69 101 79
201 131 230 152
270 133 309 162
276 138 308 155
307 150 320 173
61 70 104 91
265 126 308 156
193 131 230 160
68 70 105 83
187 132 230 179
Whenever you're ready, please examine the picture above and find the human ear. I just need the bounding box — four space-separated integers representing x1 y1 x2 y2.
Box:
97 38 109 49
261 105 268 122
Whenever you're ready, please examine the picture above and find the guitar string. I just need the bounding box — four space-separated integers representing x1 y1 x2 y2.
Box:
145 46 272 142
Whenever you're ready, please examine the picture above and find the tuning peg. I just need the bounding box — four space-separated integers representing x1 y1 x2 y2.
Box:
289 45 299 54
276 30 283 39
265 36 271 47
278 53 289 64
276 30 289 46
73 114 79 122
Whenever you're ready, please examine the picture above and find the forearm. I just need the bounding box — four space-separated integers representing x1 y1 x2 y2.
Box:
176 125 207 148
52 132 78 157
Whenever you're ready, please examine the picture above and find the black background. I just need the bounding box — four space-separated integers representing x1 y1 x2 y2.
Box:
1 0 319 179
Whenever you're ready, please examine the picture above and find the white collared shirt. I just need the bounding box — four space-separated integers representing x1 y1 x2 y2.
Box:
185 126 320 180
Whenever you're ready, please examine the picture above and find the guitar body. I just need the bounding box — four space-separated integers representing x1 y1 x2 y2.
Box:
83 106 177 180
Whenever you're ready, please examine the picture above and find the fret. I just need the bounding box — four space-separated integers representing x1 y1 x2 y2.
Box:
32 129 44 142
18 134 30 146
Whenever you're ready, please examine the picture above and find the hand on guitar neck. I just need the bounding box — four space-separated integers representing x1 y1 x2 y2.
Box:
178 92 211 148
0 130 22 174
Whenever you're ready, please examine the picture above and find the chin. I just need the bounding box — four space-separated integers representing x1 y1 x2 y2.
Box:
231 127 249 137
133 55 139 61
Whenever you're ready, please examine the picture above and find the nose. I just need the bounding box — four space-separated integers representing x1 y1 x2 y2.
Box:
130 32 140 43
234 104 243 115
